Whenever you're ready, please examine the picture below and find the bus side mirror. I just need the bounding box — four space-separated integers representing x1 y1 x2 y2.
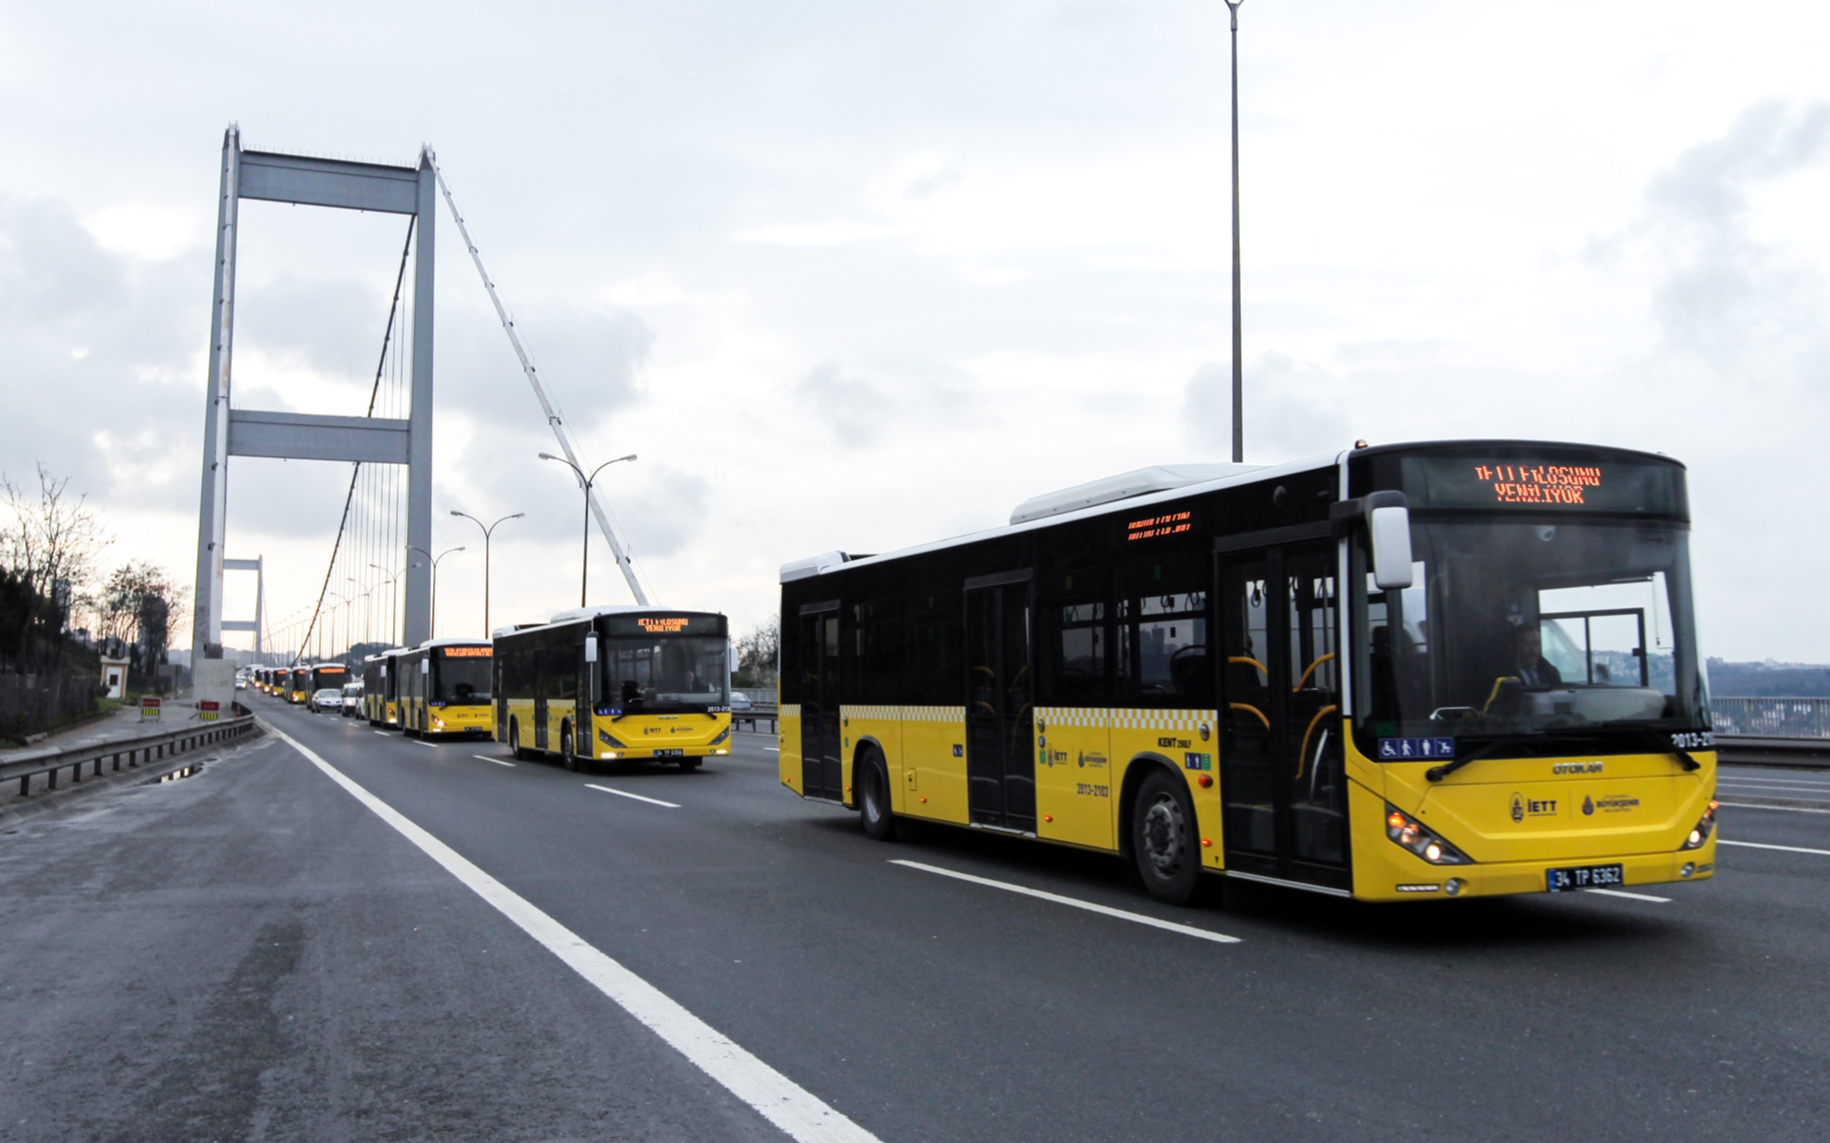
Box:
1370 506 1415 590
420 660 430 675
584 635 598 664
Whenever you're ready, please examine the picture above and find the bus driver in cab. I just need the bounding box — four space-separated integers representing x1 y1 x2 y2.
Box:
1512 622 1563 688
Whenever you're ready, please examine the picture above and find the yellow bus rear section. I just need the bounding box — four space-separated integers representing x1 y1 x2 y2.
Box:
780 706 1714 900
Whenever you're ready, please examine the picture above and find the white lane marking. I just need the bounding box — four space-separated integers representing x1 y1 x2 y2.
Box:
1584 888 1671 903
474 754 516 768
413 740 440 750
259 719 880 1143
765 747 780 752
373 730 391 736
891 859 1240 944
1718 801 1830 814
1720 839 1830 857
586 784 681 809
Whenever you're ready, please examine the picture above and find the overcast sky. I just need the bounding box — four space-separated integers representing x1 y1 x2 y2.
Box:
2 1 1828 662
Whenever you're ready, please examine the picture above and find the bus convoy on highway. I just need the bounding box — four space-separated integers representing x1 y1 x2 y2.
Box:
251 438 1719 909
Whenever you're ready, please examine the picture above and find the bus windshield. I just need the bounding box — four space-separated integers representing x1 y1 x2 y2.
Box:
1351 517 1709 758
601 636 729 712
433 654 492 705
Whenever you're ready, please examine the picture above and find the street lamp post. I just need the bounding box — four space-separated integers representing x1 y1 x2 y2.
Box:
1226 0 1245 464
450 510 524 636
407 546 465 640
539 453 636 607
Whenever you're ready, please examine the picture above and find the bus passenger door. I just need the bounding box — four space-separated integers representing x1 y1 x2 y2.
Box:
1216 541 1348 891
534 648 551 750
799 604 842 800
965 573 1036 832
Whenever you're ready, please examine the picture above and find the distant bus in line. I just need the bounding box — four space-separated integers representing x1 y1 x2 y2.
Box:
493 607 732 770
777 440 1717 905
396 640 494 738
362 649 403 728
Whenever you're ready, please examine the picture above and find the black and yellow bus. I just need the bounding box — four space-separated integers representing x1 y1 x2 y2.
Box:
286 666 311 704
397 639 494 738
778 440 1717 905
362 649 403 727
494 608 732 770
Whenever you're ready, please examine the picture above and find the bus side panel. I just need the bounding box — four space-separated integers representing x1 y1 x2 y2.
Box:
1109 710 1222 868
902 706 968 825
780 706 803 793
842 706 903 812
505 697 537 750
1034 707 1114 851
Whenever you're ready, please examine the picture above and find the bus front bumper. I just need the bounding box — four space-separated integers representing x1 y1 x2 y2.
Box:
1353 840 1716 902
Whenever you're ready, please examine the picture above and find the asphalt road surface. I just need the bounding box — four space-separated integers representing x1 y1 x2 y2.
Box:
1 694 1826 1142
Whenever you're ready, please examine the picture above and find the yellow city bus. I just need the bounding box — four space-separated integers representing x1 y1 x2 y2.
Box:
397 639 495 738
777 441 1718 905
286 666 311 704
494 607 733 770
362 649 403 727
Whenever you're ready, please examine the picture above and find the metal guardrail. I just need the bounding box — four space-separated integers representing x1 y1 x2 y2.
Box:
732 705 780 734
1 715 258 797
1712 697 1830 739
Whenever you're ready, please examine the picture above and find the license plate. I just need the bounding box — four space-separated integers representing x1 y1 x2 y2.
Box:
653 748 684 758
1546 863 1624 892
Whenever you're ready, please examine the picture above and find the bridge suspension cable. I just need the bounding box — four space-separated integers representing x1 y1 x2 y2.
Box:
426 152 654 607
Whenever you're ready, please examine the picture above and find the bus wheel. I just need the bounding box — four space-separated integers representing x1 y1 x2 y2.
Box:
858 752 897 842
509 718 531 762
1132 769 1201 905
561 726 583 772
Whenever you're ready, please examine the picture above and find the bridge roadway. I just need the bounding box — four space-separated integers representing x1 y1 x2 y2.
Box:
1 695 1827 1142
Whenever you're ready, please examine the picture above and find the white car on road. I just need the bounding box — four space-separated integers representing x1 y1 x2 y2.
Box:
311 688 343 713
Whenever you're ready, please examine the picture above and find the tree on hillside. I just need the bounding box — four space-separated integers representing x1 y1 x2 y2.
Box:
1 465 110 672
95 561 183 669
735 616 780 685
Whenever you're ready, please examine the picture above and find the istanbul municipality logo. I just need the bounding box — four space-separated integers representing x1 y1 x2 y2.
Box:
1510 793 1524 823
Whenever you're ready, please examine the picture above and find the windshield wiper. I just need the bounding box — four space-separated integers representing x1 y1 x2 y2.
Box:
1544 724 1701 771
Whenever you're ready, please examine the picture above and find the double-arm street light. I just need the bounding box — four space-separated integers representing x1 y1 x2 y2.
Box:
539 452 636 607
371 562 423 648
408 546 466 639
1226 0 1246 464
450 510 524 636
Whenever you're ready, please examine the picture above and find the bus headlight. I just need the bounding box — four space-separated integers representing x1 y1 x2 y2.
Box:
599 729 626 747
710 726 731 746
1680 799 1719 850
1385 805 1471 865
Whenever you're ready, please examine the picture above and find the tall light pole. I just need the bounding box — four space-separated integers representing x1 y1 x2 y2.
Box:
540 453 636 607
450 510 524 636
373 562 423 647
1226 0 1245 464
408 546 465 640
345 577 375 652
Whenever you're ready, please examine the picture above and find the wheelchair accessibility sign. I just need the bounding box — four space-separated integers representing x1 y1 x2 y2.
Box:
1377 736 1455 760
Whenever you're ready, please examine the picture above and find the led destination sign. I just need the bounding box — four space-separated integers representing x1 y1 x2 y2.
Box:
1127 508 1195 542
599 613 727 638
1472 463 1601 505
436 645 493 658
639 617 691 633
1396 454 1687 517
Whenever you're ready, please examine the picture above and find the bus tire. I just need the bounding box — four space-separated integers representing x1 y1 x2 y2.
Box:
561 724 583 772
509 718 532 762
1132 768 1201 905
858 750 897 842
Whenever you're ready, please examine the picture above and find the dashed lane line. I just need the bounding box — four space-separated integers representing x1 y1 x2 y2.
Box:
474 755 516 768
412 740 440 750
891 859 1241 944
1718 802 1830 814
1719 839 1830 858
261 719 881 1143
1584 888 1671 903
373 730 391 736
585 784 681 809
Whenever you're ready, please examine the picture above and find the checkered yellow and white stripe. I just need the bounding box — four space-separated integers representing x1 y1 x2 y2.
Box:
899 706 965 722
842 705 900 721
1035 707 1109 728
779 703 800 717
1108 708 1215 733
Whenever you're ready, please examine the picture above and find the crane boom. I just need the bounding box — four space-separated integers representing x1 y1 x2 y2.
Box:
427 152 652 607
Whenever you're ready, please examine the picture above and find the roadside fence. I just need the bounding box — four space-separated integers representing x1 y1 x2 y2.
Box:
2 714 258 799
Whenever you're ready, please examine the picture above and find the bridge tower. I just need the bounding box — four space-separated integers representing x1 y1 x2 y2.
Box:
191 126 436 696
